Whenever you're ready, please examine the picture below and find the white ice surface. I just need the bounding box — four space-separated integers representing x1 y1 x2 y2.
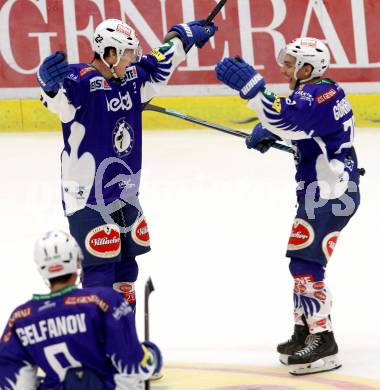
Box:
0 128 379 380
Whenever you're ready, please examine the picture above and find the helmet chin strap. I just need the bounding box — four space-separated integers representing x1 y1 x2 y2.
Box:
100 55 121 78
293 67 315 86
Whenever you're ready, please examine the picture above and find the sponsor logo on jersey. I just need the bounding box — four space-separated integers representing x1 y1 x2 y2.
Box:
151 48 166 62
38 300 57 312
106 91 133 112
68 73 78 81
85 224 121 258
80 66 95 77
322 231 340 261
2 331 12 343
131 215 150 247
64 295 109 311
48 264 64 273
288 218 315 250
3 307 33 341
112 118 134 157
89 76 112 92
272 96 282 112
113 282 136 305
113 301 133 320
294 90 314 106
8 307 32 329
333 97 352 120
316 88 337 104
124 66 138 82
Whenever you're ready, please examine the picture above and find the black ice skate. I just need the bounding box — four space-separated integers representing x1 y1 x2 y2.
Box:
277 324 309 365
288 331 342 375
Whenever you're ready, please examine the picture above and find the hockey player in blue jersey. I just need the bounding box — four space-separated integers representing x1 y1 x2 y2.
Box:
37 18 217 306
0 230 162 389
215 38 361 375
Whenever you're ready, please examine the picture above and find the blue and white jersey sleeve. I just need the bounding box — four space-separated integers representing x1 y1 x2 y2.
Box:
0 308 38 390
248 87 322 141
139 37 186 103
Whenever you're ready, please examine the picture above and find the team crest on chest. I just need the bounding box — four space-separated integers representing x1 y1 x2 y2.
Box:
112 118 134 157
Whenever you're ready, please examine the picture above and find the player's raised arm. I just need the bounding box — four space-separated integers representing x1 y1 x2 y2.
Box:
139 19 217 103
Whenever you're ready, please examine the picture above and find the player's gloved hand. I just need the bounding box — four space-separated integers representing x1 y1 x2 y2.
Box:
37 51 70 94
166 20 218 51
246 123 280 153
142 341 163 376
215 57 265 99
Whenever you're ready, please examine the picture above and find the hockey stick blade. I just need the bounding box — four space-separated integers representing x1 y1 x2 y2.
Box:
145 104 295 155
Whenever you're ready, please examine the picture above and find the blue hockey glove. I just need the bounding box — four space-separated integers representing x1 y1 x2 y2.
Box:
246 123 281 153
167 20 218 51
142 341 163 376
215 57 265 99
37 51 70 93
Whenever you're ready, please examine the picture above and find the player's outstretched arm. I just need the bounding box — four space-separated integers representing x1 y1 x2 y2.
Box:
140 20 218 104
215 57 314 141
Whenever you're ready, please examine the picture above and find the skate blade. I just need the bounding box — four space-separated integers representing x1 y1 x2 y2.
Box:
289 354 342 376
279 354 289 365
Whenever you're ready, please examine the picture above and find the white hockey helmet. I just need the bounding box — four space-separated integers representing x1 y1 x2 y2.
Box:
93 19 141 67
34 231 83 281
277 37 330 82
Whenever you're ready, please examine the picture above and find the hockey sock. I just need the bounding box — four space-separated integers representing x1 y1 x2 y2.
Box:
289 258 332 333
114 257 138 310
113 282 137 311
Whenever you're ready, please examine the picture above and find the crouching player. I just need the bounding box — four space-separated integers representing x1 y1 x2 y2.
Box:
0 231 161 389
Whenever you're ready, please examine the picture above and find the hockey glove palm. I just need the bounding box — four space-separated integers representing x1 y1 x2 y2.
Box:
167 20 218 51
215 57 265 99
246 123 281 153
37 51 70 94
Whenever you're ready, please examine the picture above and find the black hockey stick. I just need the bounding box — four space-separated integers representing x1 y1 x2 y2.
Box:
145 103 295 155
144 277 155 390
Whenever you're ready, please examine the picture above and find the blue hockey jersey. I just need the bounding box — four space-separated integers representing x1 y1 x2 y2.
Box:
249 79 359 199
40 39 185 216
0 286 154 389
